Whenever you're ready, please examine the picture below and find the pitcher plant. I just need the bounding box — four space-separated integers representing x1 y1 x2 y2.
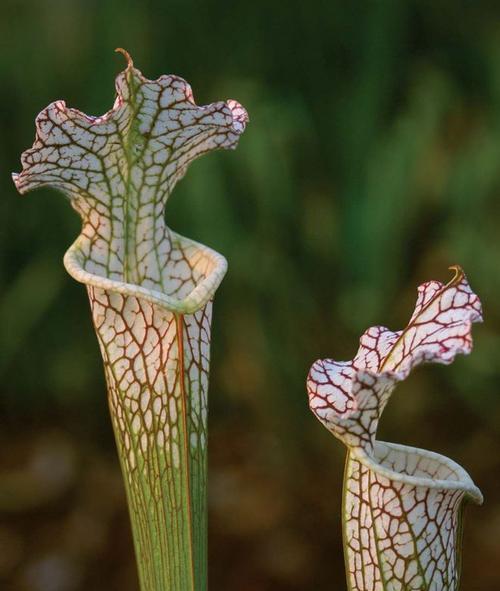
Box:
307 266 483 591
13 49 248 591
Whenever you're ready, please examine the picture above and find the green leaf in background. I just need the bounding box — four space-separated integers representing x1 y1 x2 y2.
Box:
0 255 63 375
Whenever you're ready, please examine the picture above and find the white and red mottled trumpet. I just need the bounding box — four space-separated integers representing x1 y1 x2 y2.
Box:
14 49 248 591
307 266 483 591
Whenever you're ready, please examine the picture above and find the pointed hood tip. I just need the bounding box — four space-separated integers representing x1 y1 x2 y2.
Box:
115 48 134 69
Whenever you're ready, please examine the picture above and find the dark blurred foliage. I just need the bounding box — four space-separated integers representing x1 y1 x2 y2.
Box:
1 1 499 589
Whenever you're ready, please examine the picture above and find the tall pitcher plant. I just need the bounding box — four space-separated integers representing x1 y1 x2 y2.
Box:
307 266 483 591
13 50 248 591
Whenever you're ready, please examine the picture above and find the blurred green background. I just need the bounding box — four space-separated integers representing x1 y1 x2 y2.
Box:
1 1 500 589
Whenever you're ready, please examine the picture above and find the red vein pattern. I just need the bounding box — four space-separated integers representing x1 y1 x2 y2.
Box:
13 50 247 590
307 267 483 591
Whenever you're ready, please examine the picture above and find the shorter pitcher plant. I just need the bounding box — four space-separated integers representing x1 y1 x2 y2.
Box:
307 266 483 591
13 50 247 591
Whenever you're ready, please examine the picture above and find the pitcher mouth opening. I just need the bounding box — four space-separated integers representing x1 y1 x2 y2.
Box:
351 440 483 505
63 230 227 315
